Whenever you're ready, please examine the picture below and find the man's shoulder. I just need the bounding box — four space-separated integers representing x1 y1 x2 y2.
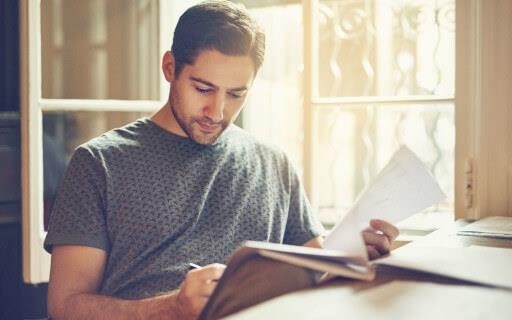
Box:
88 117 152 146
77 117 153 158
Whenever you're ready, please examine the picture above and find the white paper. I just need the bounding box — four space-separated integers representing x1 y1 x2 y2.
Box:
457 216 512 238
377 244 512 289
323 208 369 260
324 146 446 255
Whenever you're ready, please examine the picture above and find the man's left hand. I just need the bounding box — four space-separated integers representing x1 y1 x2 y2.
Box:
362 219 399 260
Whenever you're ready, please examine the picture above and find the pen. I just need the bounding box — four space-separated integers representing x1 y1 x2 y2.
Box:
188 262 202 270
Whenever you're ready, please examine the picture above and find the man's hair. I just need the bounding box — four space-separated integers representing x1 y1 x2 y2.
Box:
171 0 265 76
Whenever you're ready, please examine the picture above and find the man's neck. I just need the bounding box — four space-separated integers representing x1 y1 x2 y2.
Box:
150 103 187 138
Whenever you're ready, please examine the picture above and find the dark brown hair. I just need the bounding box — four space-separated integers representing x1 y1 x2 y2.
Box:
171 0 265 76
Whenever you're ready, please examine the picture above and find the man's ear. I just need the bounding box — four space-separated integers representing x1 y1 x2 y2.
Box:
162 51 175 82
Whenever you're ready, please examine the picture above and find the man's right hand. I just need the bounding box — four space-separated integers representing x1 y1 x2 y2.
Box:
176 263 226 319
48 245 226 320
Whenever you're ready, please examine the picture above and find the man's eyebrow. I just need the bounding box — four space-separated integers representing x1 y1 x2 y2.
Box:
190 76 248 92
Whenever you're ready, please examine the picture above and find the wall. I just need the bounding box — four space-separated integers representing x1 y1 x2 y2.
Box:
0 0 19 112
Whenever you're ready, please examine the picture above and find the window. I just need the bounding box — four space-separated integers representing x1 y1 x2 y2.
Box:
241 0 455 226
20 0 177 283
23 0 509 284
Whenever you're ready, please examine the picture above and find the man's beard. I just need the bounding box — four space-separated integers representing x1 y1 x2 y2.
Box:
169 91 227 145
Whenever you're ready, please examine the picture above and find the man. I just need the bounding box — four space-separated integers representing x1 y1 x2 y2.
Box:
45 1 399 319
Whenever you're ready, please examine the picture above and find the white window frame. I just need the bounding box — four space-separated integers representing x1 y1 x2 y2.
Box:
22 0 509 285
302 0 455 214
20 0 173 284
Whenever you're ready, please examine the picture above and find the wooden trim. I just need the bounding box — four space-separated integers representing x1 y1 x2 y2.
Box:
302 0 317 208
480 1 512 218
455 0 479 220
20 0 30 283
40 99 161 112
21 0 51 284
313 96 454 106
312 102 452 112
455 0 512 219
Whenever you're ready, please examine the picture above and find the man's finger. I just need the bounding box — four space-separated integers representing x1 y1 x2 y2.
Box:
190 263 226 282
369 219 399 241
366 245 380 260
362 231 391 255
197 278 219 297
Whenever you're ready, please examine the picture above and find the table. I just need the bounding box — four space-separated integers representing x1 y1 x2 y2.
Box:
225 220 512 320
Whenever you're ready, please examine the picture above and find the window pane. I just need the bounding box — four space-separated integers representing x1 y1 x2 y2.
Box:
315 104 454 224
318 0 455 97
41 0 160 100
42 111 152 229
244 4 304 171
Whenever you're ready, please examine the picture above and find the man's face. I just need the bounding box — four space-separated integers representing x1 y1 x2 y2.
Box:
167 49 255 145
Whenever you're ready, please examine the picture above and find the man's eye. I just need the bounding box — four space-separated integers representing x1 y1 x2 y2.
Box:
228 92 244 99
195 87 211 94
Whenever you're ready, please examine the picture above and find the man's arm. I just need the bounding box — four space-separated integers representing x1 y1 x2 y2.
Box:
302 219 400 259
48 245 224 320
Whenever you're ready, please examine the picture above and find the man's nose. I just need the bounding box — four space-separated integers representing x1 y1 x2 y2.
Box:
204 93 225 122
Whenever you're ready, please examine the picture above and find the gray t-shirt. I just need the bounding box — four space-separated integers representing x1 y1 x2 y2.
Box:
44 118 324 299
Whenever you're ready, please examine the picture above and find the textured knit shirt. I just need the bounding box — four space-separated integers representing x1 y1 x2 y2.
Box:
44 118 324 299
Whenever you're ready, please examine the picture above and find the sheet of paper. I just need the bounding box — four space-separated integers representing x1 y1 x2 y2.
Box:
377 244 512 289
324 146 446 254
323 208 369 259
457 216 512 238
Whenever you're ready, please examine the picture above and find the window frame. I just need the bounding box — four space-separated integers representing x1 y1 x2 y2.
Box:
454 0 512 219
21 0 499 285
20 0 173 284
302 0 456 216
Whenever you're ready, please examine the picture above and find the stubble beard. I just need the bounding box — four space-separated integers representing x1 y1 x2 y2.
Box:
169 92 226 145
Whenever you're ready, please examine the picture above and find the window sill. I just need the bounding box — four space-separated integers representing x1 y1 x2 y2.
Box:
394 211 454 247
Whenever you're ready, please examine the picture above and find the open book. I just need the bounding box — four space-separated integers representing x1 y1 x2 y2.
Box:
218 146 446 283
230 241 375 282
198 146 445 319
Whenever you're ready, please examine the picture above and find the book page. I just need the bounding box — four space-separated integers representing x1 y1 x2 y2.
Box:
377 244 512 289
257 250 375 281
457 216 512 238
324 146 446 255
244 241 365 264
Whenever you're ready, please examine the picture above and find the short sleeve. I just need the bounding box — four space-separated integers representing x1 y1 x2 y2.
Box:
283 160 325 246
44 146 110 253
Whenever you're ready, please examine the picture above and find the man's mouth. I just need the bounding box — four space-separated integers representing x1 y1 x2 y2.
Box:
196 119 221 133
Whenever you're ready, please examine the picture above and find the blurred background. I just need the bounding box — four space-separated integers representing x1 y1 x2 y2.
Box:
38 0 455 227
1 0 456 318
